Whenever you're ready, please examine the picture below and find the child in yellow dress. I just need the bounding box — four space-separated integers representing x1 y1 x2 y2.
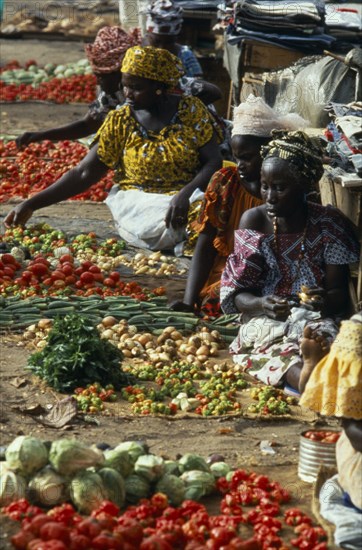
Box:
299 312 362 548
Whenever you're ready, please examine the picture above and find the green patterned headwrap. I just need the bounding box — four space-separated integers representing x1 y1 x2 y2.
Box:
261 130 325 185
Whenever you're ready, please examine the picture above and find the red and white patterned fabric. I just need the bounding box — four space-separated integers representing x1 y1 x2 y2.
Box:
85 26 141 74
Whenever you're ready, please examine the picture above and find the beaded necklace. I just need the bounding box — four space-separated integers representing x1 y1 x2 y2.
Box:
272 210 309 284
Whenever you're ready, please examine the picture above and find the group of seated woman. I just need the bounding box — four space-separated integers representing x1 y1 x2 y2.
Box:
5 31 361 541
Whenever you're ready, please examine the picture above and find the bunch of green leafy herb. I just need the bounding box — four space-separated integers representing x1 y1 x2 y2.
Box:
27 314 132 392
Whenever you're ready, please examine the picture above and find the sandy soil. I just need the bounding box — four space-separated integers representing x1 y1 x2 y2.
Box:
0 31 340 549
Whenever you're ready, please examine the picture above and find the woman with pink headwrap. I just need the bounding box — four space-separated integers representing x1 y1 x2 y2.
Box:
16 26 140 148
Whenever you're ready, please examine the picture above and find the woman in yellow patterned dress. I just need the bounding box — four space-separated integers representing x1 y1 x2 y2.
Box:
5 46 222 251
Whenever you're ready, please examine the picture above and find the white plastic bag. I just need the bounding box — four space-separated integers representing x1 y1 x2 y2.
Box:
105 186 187 251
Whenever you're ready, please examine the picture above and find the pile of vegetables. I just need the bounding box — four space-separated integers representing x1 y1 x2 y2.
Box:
247 387 294 416
26 314 130 392
302 431 341 444
0 437 222 511
0 140 114 202
0 256 158 303
0 60 96 103
2 438 328 550
0 60 92 85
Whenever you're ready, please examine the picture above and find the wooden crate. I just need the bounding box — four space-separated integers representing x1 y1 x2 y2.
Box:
241 39 305 74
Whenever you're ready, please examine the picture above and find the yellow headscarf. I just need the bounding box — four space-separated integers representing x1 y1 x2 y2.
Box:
121 45 184 88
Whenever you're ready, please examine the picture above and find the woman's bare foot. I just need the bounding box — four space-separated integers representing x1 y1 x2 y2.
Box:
299 326 331 393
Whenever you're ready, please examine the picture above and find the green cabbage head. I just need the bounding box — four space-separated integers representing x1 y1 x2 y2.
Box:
5 436 48 477
49 439 104 476
103 449 134 478
28 466 68 507
98 467 126 508
156 474 186 506
124 474 151 504
178 454 209 473
0 463 27 506
70 471 108 513
134 454 165 482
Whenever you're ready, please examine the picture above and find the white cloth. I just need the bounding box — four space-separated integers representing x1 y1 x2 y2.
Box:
105 186 187 251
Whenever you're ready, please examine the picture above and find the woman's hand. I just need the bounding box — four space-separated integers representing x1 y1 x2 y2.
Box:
169 300 196 313
165 191 190 229
298 285 325 311
4 202 33 228
262 295 291 320
16 132 38 148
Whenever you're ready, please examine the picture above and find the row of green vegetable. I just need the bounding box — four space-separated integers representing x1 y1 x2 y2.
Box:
0 294 240 339
1 436 230 511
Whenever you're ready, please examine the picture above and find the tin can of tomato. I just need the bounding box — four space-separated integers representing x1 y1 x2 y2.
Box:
298 430 340 483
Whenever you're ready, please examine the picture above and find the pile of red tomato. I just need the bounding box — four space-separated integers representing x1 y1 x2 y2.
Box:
302 431 341 444
0 252 150 300
0 140 114 203
5 469 327 550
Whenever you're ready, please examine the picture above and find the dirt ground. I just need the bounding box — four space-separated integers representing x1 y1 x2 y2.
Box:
0 32 340 549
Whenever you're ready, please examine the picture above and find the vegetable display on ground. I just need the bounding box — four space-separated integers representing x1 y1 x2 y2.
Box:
1 438 328 550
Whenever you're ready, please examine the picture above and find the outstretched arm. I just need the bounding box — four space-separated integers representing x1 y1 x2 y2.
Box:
16 113 103 147
165 137 222 228
171 224 218 312
4 145 108 227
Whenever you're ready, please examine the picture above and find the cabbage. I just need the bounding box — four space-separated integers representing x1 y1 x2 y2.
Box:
5 436 48 477
180 470 216 495
104 449 134 477
164 460 180 476
0 464 27 506
134 454 165 482
125 474 151 504
184 485 205 501
98 467 126 508
27 466 68 507
210 462 231 478
178 454 209 473
49 439 104 476
113 441 147 463
156 474 186 506
226 470 234 482
70 471 108 513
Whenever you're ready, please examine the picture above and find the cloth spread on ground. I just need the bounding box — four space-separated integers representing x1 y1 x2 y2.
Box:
96 95 214 193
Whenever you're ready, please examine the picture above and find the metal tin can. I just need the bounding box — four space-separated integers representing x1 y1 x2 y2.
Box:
298 430 340 483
